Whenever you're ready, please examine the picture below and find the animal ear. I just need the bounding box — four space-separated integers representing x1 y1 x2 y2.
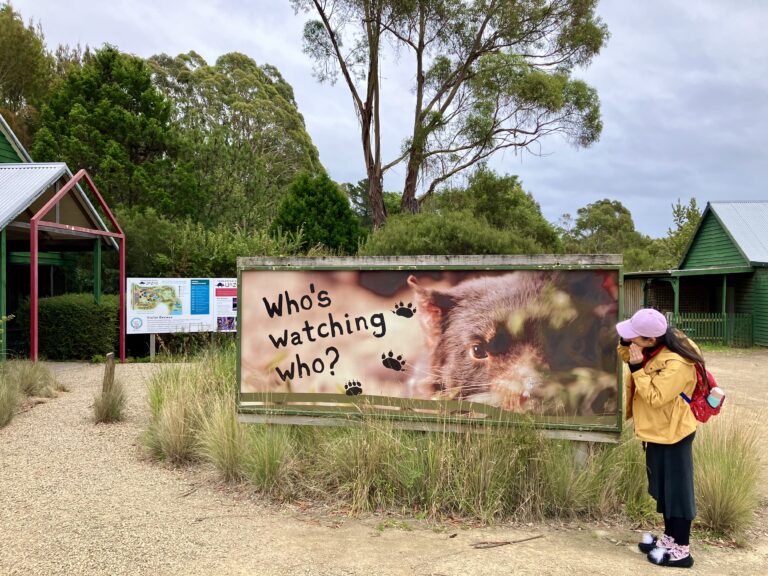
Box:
407 275 456 342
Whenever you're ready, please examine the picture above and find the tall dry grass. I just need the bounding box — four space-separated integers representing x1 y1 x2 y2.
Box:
93 379 127 423
142 345 761 535
694 407 761 535
5 360 57 397
0 372 20 427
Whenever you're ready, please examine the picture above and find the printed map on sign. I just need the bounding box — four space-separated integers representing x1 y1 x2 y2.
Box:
132 284 182 315
127 278 214 334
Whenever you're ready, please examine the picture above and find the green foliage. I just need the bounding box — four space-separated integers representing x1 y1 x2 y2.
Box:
344 179 401 230
361 167 561 257
427 167 561 251
31 46 175 209
149 51 323 227
360 210 548 256
271 173 363 254
655 198 702 269
559 198 703 272
16 294 119 360
116 206 319 278
0 3 52 111
294 0 608 218
560 199 648 254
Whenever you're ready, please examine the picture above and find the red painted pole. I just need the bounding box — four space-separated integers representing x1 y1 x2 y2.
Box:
119 235 126 362
30 219 38 361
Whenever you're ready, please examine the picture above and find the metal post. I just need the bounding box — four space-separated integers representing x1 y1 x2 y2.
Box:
1 228 6 361
93 239 102 305
30 220 38 361
150 333 155 360
722 275 728 345
119 235 125 363
672 277 680 323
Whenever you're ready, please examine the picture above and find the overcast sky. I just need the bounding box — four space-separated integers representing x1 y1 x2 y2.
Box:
12 0 768 238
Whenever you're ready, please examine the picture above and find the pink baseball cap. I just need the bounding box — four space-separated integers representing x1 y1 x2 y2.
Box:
616 308 668 339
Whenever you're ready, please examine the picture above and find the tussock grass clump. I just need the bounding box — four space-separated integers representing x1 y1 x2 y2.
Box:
143 346 236 464
199 396 249 482
244 425 298 496
93 379 126 423
694 408 761 535
6 360 57 397
0 373 20 428
142 345 761 536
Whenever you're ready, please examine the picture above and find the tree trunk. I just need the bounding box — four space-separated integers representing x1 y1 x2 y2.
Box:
401 152 421 214
368 171 386 228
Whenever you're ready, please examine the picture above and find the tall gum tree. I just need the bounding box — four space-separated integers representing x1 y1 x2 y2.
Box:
291 0 608 226
292 0 608 226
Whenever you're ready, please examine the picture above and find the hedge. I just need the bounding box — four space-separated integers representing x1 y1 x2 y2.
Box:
16 294 119 360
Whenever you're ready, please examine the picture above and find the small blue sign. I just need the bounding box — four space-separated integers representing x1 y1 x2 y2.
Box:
190 279 210 315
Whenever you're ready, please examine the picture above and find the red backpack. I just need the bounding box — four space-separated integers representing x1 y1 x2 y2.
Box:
680 365 723 423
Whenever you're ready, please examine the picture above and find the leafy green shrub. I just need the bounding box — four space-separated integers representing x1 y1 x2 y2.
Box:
117 206 322 279
16 294 119 360
271 172 363 254
360 210 547 256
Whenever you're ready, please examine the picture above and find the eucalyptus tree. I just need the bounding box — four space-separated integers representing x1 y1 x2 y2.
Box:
150 51 323 228
292 0 607 226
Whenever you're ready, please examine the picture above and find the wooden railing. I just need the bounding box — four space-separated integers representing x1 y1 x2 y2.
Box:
670 313 753 348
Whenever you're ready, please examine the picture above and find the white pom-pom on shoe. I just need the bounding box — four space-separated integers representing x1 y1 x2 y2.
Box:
649 546 667 565
641 533 655 545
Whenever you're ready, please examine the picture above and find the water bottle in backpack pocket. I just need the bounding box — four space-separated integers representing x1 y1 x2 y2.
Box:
680 365 724 423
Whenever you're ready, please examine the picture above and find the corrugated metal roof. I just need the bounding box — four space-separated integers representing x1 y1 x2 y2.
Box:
0 163 68 229
0 164 119 249
710 202 768 265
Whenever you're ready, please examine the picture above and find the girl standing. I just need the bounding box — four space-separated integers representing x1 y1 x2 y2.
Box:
616 308 703 569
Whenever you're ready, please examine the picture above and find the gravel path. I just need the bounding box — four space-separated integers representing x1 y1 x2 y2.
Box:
1 357 766 576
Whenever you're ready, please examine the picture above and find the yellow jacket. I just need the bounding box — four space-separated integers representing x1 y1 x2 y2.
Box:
618 341 698 444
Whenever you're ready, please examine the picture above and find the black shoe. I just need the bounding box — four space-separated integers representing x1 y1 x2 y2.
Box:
647 544 694 569
638 532 659 553
639 533 675 554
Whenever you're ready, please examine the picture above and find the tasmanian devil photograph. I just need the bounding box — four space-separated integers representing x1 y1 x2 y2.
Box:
240 268 619 418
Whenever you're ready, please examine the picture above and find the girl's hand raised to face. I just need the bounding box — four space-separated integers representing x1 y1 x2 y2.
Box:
629 343 644 364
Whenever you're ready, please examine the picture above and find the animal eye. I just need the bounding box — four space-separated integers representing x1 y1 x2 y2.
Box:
471 343 488 359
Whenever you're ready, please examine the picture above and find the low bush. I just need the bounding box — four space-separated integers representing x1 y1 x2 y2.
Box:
16 294 119 360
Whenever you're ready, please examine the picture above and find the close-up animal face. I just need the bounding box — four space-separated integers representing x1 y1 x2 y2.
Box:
408 272 576 411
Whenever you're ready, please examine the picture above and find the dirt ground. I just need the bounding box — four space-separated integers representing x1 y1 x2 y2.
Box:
0 350 767 576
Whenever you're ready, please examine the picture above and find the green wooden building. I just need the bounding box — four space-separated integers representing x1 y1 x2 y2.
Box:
625 201 768 347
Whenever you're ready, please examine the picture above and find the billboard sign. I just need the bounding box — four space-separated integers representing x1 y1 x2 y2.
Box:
238 256 623 432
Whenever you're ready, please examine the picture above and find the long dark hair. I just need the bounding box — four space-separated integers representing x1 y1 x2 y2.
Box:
656 327 707 384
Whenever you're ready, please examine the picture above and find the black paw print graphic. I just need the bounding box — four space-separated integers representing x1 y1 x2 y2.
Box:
344 380 363 396
382 351 406 372
392 302 417 318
